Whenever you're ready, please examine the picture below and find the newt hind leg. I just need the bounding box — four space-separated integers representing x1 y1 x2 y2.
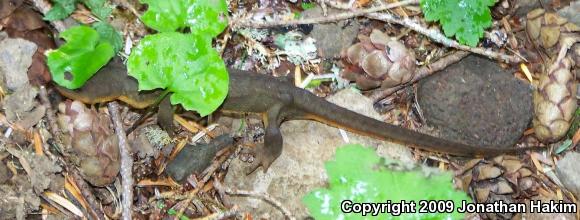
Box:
247 120 283 173
247 104 287 174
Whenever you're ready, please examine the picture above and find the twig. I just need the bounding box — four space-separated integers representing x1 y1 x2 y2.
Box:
107 102 134 220
70 170 106 220
213 179 295 220
556 36 580 63
39 87 62 146
200 147 233 185
324 0 357 9
370 51 470 101
39 193 77 218
317 0 328 15
173 139 233 219
30 0 68 32
232 0 518 64
192 209 240 220
232 0 418 29
365 13 521 63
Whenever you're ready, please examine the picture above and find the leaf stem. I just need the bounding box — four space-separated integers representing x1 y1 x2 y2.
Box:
154 89 172 107
124 89 171 135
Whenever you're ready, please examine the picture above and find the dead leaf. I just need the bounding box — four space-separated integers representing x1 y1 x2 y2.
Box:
0 0 23 19
1 6 44 31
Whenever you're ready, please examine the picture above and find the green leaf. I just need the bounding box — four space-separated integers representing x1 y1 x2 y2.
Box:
139 0 189 32
44 0 78 21
127 32 228 116
420 0 495 47
301 2 316 10
81 0 113 20
305 79 323 89
45 0 112 21
185 0 228 36
47 26 115 89
302 144 470 219
93 21 123 53
167 208 191 220
140 0 228 35
555 139 573 154
567 108 580 138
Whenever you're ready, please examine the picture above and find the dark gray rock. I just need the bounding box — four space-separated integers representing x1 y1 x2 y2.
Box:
302 7 360 58
558 1 580 27
556 152 580 199
0 162 9 184
165 135 233 182
417 55 533 148
514 0 579 25
514 0 552 18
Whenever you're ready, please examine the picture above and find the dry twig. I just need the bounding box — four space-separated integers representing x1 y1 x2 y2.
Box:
233 0 518 63
107 102 134 220
232 0 418 29
371 51 470 101
213 179 295 220
365 13 521 63
556 36 580 63
69 171 106 220
39 87 62 146
192 209 240 220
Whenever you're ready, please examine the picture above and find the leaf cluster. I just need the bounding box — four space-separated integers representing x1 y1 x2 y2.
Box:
44 0 122 51
420 0 496 47
127 0 229 116
46 0 123 89
566 108 580 138
45 0 112 21
47 25 121 89
302 144 470 219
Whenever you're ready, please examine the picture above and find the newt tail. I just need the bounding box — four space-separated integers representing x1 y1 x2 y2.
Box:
222 69 534 171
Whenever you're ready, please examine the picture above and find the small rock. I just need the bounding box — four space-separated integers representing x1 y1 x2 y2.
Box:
0 0 24 18
556 152 580 198
417 55 533 148
129 126 156 159
130 125 171 159
0 174 40 220
0 33 37 90
165 135 233 183
558 1 580 27
2 84 38 123
223 89 414 219
4 148 62 193
274 32 318 65
302 6 360 58
0 162 10 184
514 0 552 18
14 105 45 129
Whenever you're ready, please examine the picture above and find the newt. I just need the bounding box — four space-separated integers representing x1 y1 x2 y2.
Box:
56 59 534 171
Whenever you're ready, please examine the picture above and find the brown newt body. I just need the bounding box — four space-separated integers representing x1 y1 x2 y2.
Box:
57 60 533 171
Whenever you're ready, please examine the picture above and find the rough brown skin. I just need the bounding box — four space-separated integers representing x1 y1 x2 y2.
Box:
55 59 162 109
57 61 534 171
